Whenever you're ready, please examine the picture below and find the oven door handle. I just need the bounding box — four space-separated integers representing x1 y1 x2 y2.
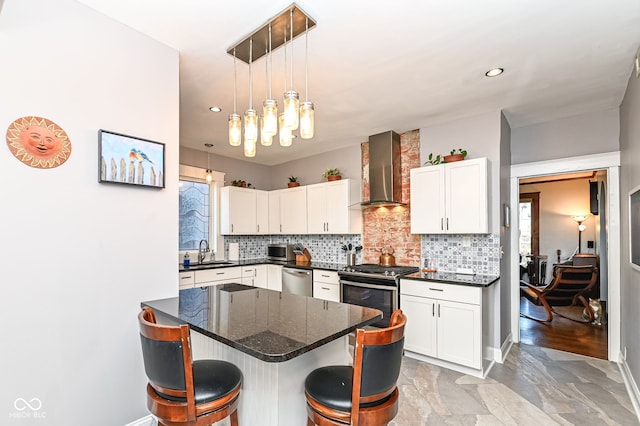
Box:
339 279 396 291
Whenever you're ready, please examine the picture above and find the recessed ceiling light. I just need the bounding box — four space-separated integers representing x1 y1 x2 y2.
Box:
209 106 222 112
485 68 504 77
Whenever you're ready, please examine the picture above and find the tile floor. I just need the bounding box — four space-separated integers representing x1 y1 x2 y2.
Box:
393 343 638 425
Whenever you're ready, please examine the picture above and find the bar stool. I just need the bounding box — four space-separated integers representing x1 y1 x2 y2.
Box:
138 306 242 426
304 309 406 426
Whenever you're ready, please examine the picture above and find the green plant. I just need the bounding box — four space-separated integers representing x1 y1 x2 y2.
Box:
288 176 299 182
424 153 443 165
231 179 247 187
322 168 341 179
449 148 468 158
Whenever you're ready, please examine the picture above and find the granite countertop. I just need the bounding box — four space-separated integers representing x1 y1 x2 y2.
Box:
179 258 346 272
402 271 499 287
142 284 381 362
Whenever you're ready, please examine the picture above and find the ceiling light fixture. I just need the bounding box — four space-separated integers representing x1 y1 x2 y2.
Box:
226 4 316 155
209 106 222 112
485 67 504 77
204 143 214 183
228 49 242 147
299 17 314 139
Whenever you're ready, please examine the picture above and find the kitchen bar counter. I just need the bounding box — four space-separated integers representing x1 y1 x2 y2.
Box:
142 284 381 425
142 284 381 362
403 271 499 287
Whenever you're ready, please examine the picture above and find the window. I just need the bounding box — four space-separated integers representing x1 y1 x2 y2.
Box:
179 180 210 250
178 165 225 258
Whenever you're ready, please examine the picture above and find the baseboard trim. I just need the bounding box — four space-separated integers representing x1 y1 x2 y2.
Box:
123 414 156 426
619 355 640 423
495 334 514 364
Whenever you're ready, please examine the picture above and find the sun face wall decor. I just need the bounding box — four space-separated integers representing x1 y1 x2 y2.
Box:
6 116 72 169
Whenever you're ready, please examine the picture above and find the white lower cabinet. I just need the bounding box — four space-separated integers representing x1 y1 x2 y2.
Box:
194 267 242 287
267 264 283 292
400 278 483 373
312 270 340 302
179 271 195 289
241 265 267 288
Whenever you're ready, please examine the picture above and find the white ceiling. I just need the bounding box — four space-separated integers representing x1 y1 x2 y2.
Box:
78 0 640 166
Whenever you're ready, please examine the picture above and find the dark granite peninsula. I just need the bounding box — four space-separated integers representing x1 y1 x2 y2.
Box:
142 284 381 426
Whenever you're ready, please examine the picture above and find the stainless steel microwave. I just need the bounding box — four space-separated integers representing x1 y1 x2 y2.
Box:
268 243 296 262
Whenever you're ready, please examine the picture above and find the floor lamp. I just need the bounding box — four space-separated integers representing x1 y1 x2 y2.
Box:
572 215 588 253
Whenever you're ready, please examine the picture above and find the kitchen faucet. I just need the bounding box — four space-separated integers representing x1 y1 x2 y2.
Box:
198 239 209 264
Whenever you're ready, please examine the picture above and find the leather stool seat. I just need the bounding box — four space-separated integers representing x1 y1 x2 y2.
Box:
157 360 242 404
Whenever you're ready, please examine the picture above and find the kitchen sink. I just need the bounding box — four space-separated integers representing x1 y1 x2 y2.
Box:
182 261 234 269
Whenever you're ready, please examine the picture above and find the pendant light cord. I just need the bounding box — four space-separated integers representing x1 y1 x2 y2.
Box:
305 18 309 101
233 49 237 113
268 25 272 99
289 9 294 90
249 39 253 108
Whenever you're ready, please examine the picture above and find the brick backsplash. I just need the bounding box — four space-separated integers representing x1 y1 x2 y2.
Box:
421 234 500 275
224 234 362 264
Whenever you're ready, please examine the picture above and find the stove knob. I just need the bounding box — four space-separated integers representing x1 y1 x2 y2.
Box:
391 271 397 277
384 270 390 276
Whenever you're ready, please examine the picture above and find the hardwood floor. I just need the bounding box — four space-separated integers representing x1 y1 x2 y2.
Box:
519 297 608 359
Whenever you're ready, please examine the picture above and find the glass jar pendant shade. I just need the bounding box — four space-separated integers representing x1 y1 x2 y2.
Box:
244 138 256 157
229 113 242 146
279 113 292 147
283 91 299 130
244 109 258 145
261 114 273 146
299 101 314 139
263 100 278 136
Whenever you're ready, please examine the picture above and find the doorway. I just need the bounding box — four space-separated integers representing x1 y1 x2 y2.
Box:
510 152 621 362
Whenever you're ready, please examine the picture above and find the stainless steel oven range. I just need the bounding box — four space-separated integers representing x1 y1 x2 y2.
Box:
338 264 419 327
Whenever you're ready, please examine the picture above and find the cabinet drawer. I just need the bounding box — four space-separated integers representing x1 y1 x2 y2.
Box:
313 270 339 285
195 267 241 284
400 279 480 305
313 282 340 302
179 271 195 289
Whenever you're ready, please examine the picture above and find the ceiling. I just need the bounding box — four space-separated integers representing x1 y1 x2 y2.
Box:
77 0 640 166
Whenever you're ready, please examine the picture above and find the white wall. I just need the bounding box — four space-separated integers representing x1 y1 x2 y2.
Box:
269 143 362 190
520 178 596 282
619 63 640 388
511 108 620 164
180 143 362 191
0 1 179 424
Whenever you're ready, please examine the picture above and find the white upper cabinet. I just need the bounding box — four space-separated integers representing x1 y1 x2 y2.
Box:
270 186 308 234
220 186 269 235
307 179 362 234
411 157 488 234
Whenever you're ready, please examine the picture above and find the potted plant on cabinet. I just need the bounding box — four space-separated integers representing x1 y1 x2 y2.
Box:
443 148 467 163
322 168 342 181
288 176 300 188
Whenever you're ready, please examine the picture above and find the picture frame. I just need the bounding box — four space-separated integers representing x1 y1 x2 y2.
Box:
503 203 510 228
629 185 640 270
98 129 165 188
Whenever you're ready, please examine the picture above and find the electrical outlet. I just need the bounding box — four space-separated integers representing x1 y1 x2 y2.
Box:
587 240 594 249
462 236 471 247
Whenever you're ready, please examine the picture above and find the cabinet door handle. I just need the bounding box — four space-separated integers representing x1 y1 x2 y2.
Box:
216 272 225 275
321 274 330 278
232 224 234 233
429 288 444 292
446 218 449 230
257 224 259 233
321 286 330 290
181 276 191 280
438 304 441 317
441 218 444 230
280 224 282 233
432 304 435 317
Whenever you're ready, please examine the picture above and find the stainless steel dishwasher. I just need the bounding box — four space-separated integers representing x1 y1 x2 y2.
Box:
282 267 313 296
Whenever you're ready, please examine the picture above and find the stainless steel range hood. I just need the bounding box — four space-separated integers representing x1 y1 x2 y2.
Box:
361 130 405 207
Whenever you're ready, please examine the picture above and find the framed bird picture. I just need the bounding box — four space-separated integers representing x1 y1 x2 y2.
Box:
98 129 165 188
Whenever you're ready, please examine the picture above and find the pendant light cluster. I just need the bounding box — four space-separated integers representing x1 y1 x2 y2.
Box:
227 4 316 157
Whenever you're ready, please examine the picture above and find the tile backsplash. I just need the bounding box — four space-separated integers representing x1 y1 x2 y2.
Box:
224 234 362 264
421 234 500 276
